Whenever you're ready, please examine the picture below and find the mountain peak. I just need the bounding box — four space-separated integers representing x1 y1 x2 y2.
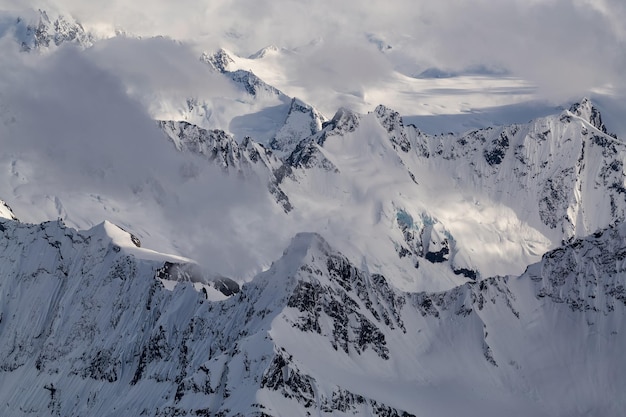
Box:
227 69 284 97
374 104 403 130
95 220 142 248
568 97 610 135
374 104 411 152
290 96 313 111
200 48 234 73
253 232 334 289
14 9 94 51
270 97 326 156
0 199 18 221
283 232 330 258
248 44 280 59
322 107 360 137
374 103 398 116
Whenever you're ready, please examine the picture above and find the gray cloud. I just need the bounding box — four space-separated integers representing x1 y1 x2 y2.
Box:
0 43 167 190
6 0 617 104
86 37 236 99
83 36 240 120
0 38 288 278
5 0 625 101
281 40 394 110
411 0 626 101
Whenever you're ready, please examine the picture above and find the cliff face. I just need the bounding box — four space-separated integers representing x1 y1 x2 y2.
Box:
0 216 624 417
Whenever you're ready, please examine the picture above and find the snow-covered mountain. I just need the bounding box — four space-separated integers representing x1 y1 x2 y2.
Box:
1 7 626 416
156 93 625 292
3 14 624 286
2 9 95 51
0 209 624 416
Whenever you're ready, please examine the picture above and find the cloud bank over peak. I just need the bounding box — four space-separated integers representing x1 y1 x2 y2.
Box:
2 0 622 102
1 0 626 280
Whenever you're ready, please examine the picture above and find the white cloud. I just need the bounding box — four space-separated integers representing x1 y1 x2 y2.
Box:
409 0 626 100
84 36 239 117
0 38 288 278
3 0 625 101
7 0 615 102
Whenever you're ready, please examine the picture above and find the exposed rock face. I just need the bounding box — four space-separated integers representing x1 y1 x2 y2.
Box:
375 105 411 153
568 97 614 137
270 98 326 157
373 99 626 245
158 120 293 212
286 139 339 172
528 226 626 314
201 49 286 99
158 97 626 290
0 218 414 416
14 10 94 51
200 49 234 73
227 69 284 98
0 213 625 416
1 17 625 416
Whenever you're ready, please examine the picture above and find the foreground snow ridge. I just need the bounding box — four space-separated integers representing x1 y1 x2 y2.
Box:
0 216 624 416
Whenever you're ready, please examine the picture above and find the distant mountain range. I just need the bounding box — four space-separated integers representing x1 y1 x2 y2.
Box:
0 8 625 417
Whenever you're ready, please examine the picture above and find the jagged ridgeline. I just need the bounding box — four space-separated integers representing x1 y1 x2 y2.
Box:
10 9 94 51
157 87 626 282
0 208 625 416
1 14 626 416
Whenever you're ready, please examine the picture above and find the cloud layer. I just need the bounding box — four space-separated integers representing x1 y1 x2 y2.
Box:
4 0 620 101
0 38 289 278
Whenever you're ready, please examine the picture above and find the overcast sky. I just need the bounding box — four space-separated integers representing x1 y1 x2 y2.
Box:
0 36 290 278
3 0 623 100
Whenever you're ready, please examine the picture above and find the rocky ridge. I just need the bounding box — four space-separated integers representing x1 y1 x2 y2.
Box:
0 208 624 416
11 9 94 51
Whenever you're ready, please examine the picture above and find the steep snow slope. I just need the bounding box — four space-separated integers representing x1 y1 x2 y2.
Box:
394 98 626 245
272 98 626 289
2 57 622 291
0 214 624 416
194 49 328 146
0 9 624 417
0 199 18 220
269 97 327 158
81 42 295 144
